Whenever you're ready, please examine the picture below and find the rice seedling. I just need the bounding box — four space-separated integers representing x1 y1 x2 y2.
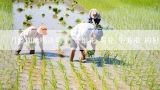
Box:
70 62 83 90
49 62 57 89
14 69 20 90
59 20 66 26
53 0 59 5
23 14 33 26
24 0 29 6
57 61 70 90
25 15 32 21
59 17 63 21
41 13 45 17
101 75 108 90
21 56 27 71
79 63 96 90
48 6 52 10
91 61 101 80
17 8 24 12
60 30 67 34
40 58 47 90
70 7 75 12
53 8 61 14
79 11 84 15
57 38 65 57
29 0 33 3
52 14 58 19
73 0 78 4
87 50 95 57
30 5 33 9
37 2 41 8
75 19 81 24
113 77 119 90
66 8 70 11
65 13 69 17
26 55 37 90
67 26 72 30
0 81 2 90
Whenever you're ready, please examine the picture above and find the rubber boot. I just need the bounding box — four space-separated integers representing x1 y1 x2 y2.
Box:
15 50 21 55
30 50 35 54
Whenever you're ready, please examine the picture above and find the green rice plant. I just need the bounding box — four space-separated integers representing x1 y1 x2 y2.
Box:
23 14 32 26
21 56 27 71
57 61 70 90
79 11 84 15
75 19 81 24
70 62 83 90
40 59 47 90
17 8 24 12
101 59 109 90
59 20 66 26
30 5 33 9
53 8 61 14
24 0 29 6
27 55 37 90
25 15 32 21
67 26 72 30
113 77 119 90
101 75 108 90
48 6 52 10
79 63 96 90
91 61 101 80
63 73 70 90
53 0 59 5
57 38 65 57
87 50 95 57
29 0 33 3
27 76 33 90
0 81 2 90
52 14 58 19
42 13 45 17
37 2 41 8
14 70 20 90
49 62 57 89
65 13 69 17
59 17 63 21
23 20 32 27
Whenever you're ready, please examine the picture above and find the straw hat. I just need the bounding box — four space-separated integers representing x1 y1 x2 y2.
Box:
90 9 98 19
37 25 47 35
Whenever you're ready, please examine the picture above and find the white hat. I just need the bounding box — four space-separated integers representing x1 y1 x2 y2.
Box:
37 25 47 35
90 9 98 19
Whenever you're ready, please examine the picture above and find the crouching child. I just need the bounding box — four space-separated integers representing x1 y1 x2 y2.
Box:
15 25 47 55
70 23 103 62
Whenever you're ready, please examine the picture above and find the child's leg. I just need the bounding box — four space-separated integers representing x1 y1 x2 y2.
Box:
79 44 87 61
15 35 25 55
70 48 75 62
30 44 35 54
80 50 86 60
70 39 77 62
30 50 35 54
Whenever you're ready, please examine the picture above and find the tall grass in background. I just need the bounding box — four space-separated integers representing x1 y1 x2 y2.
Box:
0 0 12 30
77 0 160 30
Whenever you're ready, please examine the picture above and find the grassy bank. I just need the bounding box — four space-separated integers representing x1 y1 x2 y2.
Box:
77 0 160 30
0 0 12 30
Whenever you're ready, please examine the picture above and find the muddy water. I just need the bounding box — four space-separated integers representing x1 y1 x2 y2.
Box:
13 2 88 30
